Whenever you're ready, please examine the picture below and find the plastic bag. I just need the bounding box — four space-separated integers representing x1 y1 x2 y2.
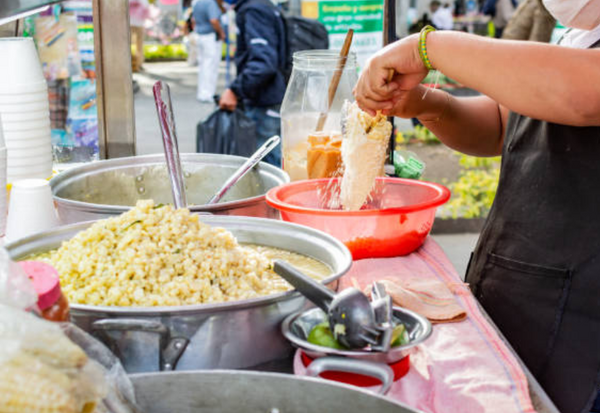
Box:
0 248 38 311
0 248 139 413
394 150 426 179
196 108 257 157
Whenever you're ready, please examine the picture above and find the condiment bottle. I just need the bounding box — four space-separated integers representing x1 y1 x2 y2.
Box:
19 261 70 322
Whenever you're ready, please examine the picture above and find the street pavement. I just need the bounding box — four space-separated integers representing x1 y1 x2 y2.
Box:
133 61 479 279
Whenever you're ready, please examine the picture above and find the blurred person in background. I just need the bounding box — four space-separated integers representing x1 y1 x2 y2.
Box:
430 1 455 30
502 0 556 42
482 0 517 37
183 3 199 66
218 0 287 166
193 0 226 102
129 0 150 72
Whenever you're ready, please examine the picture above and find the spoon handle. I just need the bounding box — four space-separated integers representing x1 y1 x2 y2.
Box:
273 260 335 312
207 135 281 205
153 81 188 209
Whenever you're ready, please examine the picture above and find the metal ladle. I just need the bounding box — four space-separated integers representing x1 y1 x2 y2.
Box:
273 260 382 349
153 81 188 209
207 135 281 205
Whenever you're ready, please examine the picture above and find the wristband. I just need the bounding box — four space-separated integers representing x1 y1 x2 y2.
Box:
418 25 436 71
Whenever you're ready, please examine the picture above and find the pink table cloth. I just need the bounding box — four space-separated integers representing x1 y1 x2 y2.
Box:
295 238 537 413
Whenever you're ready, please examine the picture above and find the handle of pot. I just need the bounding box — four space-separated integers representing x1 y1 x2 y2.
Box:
305 357 394 395
92 318 189 371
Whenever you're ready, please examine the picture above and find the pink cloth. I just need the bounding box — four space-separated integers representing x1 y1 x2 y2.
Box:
295 238 537 413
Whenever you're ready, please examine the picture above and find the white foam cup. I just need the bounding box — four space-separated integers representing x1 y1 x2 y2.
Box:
5 179 59 242
0 38 45 88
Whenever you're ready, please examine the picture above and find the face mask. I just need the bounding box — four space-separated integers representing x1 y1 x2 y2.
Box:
542 0 600 30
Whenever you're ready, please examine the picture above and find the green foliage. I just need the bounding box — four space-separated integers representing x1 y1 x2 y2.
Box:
442 154 501 219
401 125 440 145
143 44 188 61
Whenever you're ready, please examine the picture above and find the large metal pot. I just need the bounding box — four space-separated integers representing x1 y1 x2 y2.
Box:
6 216 352 373
130 370 420 413
50 154 290 224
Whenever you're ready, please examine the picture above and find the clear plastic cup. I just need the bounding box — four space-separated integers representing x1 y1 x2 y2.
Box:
0 38 45 88
5 179 59 242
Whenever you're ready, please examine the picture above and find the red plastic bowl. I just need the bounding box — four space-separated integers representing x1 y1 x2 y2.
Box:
266 177 450 259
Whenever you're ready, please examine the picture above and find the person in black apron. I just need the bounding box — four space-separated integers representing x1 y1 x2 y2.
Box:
354 3 600 413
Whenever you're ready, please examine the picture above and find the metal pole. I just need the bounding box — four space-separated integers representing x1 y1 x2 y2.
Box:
92 0 136 159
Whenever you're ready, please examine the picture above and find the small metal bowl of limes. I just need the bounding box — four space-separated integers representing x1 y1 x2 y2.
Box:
281 306 432 364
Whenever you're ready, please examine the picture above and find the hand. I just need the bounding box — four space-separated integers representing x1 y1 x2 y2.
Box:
354 34 429 116
219 88 238 111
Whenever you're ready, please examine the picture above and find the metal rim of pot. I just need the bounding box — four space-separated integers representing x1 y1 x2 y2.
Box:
50 153 291 215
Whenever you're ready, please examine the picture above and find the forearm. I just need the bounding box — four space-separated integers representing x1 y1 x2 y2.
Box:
425 31 600 126
416 88 505 156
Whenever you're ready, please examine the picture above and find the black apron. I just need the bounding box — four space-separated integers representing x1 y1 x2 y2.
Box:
465 38 600 413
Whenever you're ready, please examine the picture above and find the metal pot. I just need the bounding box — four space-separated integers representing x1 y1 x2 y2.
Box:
129 370 421 413
6 216 352 373
50 154 290 224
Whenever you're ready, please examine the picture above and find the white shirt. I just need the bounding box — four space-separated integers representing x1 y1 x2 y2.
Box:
432 8 454 30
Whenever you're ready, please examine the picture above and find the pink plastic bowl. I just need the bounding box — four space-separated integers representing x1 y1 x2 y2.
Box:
266 177 451 260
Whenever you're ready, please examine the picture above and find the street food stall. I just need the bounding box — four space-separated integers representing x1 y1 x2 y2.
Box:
0 1 561 413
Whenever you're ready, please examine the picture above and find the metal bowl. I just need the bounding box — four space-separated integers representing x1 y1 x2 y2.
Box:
282 307 432 364
50 153 290 224
6 216 352 373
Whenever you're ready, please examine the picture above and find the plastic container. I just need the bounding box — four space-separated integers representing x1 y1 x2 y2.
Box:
266 177 451 259
280 50 358 182
18 260 70 322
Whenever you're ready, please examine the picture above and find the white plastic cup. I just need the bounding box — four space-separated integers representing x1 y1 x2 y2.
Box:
3 127 51 140
0 92 49 107
1 118 50 132
5 179 59 242
1 110 51 123
5 137 51 150
9 145 52 158
0 82 47 96
8 161 53 175
7 154 53 167
0 38 45 88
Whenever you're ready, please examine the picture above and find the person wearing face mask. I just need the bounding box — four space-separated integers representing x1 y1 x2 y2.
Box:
354 2 600 413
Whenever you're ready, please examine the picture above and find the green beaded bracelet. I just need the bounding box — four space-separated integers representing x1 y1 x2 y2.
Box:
418 25 436 71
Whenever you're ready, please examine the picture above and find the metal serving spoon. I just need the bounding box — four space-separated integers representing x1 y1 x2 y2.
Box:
153 81 188 209
206 135 281 205
273 260 382 349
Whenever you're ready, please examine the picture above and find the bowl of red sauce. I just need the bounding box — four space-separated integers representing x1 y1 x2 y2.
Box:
266 177 450 260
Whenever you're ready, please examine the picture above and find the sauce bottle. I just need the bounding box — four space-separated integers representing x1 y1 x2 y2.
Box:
19 261 70 322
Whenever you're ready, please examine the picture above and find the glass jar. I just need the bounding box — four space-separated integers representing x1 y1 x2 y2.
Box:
19 261 70 322
281 50 358 181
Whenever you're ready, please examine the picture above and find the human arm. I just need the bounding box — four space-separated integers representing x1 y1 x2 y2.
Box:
210 18 225 40
356 31 600 127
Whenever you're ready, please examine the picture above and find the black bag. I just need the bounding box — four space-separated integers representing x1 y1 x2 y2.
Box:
282 16 329 81
196 109 257 157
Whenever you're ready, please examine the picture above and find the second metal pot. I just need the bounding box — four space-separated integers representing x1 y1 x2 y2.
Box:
50 153 290 224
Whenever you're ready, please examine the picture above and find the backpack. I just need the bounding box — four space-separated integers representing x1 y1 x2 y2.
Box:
281 15 329 81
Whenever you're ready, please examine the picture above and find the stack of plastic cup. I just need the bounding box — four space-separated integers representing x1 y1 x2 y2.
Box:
0 119 6 237
0 38 53 183
5 179 59 243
